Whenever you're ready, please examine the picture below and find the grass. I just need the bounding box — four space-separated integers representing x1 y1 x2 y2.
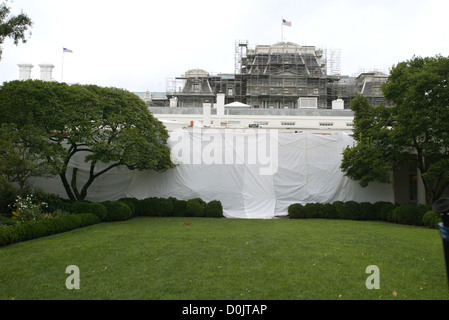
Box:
0 217 448 300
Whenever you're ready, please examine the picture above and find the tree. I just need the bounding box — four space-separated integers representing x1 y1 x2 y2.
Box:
0 80 175 201
0 123 57 192
340 95 400 188
341 55 449 204
0 1 32 60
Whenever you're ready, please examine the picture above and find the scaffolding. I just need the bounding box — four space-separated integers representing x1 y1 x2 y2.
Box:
235 40 248 75
165 40 388 109
324 49 342 76
241 42 329 108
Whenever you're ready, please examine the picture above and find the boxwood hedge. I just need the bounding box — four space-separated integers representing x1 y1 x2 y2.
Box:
0 213 100 247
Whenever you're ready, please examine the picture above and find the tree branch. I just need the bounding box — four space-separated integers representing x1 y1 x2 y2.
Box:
78 161 122 200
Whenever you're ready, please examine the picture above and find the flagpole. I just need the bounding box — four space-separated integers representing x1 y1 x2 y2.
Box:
281 17 284 42
61 48 65 83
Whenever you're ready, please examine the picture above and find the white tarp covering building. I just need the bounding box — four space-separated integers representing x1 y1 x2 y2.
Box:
35 130 394 219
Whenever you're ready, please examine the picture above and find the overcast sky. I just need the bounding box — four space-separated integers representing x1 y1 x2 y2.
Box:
1 0 448 92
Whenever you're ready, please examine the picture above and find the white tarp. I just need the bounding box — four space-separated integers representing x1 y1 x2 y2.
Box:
35 130 394 219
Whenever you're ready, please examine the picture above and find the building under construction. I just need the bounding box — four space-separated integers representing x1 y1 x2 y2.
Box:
161 41 389 109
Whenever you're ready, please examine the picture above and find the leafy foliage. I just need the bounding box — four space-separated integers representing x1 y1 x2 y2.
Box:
341 55 449 204
0 1 32 60
0 123 57 192
0 80 175 201
205 200 223 218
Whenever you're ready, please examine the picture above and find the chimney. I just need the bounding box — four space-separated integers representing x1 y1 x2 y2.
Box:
203 101 211 127
39 64 55 81
18 64 34 80
169 97 178 107
216 93 225 116
332 98 345 110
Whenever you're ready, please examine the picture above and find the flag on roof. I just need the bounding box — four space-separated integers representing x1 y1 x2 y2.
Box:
282 19 291 27
63 48 73 53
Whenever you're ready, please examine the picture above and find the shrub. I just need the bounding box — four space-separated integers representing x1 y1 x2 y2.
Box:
333 201 346 219
118 198 139 215
288 203 305 219
101 201 133 222
10 195 47 222
134 197 155 216
172 199 187 217
430 216 443 229
70 201 107 221
322 203 337 219
359 202 375 220
422 210 442 229
395 204 430 226
0 213 100 247
134 197 173 217
186 198 206 217
0 182 21 214
205 200 223 218
344 201 362 220
373 202 396 222
304 203 324 219
33 191 69 213
422 210 437 227
158 198 174 217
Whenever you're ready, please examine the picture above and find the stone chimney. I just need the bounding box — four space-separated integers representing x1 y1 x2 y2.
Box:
203 101 211 127
39 64 55 81
18 64 34 80
216 93 225 116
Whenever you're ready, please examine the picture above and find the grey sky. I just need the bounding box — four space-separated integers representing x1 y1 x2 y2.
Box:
1 0 448 92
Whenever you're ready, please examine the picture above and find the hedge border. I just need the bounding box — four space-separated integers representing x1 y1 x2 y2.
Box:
0 196 224 246
0 213 100 247
288 201 441 228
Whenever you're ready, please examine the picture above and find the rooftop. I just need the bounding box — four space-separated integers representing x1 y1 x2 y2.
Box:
148 107 354 117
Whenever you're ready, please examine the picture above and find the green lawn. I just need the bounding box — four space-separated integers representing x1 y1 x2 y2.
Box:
0 217 448 300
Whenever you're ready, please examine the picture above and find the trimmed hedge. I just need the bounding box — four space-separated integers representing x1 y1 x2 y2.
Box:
394 204 431 226
134 197 173 217
0 195 223 246
288 203 306 219
118 197 139 215
186 198 207 217
70 201 108 221
172 199 187 217
101 201 133 222
422 211 443 229
205 200 224 218
0 213 100 247
125 196 222 218
288 201 435 227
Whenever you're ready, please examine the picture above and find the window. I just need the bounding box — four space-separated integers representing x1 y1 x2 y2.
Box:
228 88 234 96
281 122 296 126
319 122 334 127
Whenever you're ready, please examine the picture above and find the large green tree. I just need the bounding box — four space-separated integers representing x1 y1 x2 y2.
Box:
341 55 449 204
0 80 175 201
0 1 32 60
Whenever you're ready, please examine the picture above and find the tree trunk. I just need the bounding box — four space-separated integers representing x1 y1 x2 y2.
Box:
422 176 449 205
62 161 122 201
59 172 76 201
